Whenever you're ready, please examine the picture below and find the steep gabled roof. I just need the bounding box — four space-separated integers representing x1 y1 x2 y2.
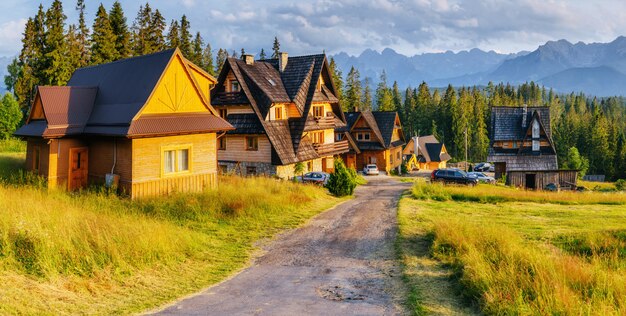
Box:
490 106 552 141
372 111 404 148
341 111 405 150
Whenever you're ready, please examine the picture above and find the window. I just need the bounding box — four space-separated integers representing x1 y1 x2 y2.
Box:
312 105 324 117
307 161 313 171
336 133 343 141
219 108 228 118
230 81 240 92
246 166 257 176
246 136 258 151
356 133 370 141
162 145 191 175
397 152 401 160
218 137 226 150
274 106 283 120
311 131 324 144
32 146 41 172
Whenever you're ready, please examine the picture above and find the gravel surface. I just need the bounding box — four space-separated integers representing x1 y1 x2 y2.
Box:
153 176 411 316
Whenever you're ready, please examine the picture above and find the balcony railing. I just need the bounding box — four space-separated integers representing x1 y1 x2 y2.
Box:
312 140 350 156
213 91 246 104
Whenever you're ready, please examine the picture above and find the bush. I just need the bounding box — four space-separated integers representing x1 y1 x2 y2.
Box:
326 158 357 197
616 179 626 191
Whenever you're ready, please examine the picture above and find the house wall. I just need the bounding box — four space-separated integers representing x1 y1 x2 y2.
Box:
217 134 272 163
47 138 87 189
25 138 50 178
507 170 578 190
218 157 326 179
87 138 133 194
131 133 217 199
187 65 213 99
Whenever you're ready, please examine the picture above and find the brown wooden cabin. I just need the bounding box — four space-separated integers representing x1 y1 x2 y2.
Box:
335 111 405 174
402 135 451 171
211 52 349 178
14 48 233 198
487 105 577 190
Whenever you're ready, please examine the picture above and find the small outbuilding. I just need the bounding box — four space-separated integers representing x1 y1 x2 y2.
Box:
402 135 451 171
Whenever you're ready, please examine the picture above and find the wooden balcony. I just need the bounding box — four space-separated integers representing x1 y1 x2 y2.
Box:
313 140 350 156
213 91 247 104
313 115 336 129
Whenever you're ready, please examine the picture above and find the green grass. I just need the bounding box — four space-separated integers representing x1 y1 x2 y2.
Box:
0 138 26 153
398 182 626 315
0 152 347 315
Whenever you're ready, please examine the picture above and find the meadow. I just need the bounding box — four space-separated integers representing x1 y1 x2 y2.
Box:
398 181 626 315
0 140 346 315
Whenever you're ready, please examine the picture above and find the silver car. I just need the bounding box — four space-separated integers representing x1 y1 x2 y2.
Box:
468 172 496 184
363 164 380 175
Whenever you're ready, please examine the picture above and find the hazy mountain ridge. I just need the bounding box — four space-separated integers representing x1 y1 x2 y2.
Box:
332 37 626 96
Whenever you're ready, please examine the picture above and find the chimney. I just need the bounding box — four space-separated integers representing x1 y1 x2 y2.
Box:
413 135 419 155
243 54 254 65
278 52 288 72
521 104 528 128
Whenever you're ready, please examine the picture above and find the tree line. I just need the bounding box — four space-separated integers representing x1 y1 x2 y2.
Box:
3 0 285 111
327 60 626 180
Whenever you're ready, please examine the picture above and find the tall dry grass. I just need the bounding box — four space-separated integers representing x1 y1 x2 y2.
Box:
430 220 626 314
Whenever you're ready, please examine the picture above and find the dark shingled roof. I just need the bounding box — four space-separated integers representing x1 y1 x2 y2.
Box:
339 111 405 150
491 106 552 141
214 54 346 165
15 49 233 138
226 114 264 134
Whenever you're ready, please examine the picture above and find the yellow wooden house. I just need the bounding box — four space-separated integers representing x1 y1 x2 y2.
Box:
15 48 233 198
402 135 451 171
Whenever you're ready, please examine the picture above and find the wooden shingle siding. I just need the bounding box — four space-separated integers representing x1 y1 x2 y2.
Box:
217 135 271 163
131 173 216 199
25 138 49 177
87 138 132 185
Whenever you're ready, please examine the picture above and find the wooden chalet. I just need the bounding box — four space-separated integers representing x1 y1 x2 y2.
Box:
487 105 577 190
14 48 233 198
402 135 451 170
211 53 349 178
335 111 405 173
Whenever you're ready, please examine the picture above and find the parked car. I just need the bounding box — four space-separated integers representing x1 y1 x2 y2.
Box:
363 164 380 175
301 172 330 185
468 172 496 184
473 162 492 172
431 168 478 186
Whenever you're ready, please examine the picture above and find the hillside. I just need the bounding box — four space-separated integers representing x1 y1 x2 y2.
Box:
332 36 626 97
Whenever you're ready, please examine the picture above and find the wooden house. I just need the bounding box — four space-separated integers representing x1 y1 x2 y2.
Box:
402 135 451 170
14 48 233 198
335 111 405 173
487 105 577 189
211 53 349 178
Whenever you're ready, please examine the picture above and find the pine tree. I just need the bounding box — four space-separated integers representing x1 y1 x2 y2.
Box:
215 48 229 74
271 36 280 58
240 48 246 57
415 82 432 134
109 1 130 59
91 4 118 64
440 84 457 146
471 88 489 161
190 32 204 66
328 57 344 107
66 24 83 71
392 81 402 113
259 48 266 60
15 18 39 109
401 87 414 135
375 70 393 111
344 66 362 112
149 9 166 52
75 0 90 66
42 0 71 85
4 58 21 95
178 15 192 57
130 4 152 55
231 50 238 59
166 20 180 49
202 43 215 76
362 77 372 111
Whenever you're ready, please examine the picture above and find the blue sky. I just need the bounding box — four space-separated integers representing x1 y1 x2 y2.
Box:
1 0 626 57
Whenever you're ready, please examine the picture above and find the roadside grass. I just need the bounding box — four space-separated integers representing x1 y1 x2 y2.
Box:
398 181 626 315
0 152 346 314
578 179 619 192
0 138 26 153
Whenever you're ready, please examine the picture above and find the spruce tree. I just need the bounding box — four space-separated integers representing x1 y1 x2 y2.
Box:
362 77 373 111
32 4 46 82
471 88 489 161
202 43 215 76
392 81 402 113
240 48 246 57
75 0 90 66
375 70 393 111
215 48 228 74
328 57 344 107
91 4 118 64
43 0 71 85
191 32 204 66
66 25 83 72
344 66 362 112
178 15 192 57
109 1 131 59
271 36 280 58
166 20 180 49
131 4 152 55
259 48 266 60
150 9 166 52
15 18 39 109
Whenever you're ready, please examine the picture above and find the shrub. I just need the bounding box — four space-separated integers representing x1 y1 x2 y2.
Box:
326 158 357 197
616 179 626 191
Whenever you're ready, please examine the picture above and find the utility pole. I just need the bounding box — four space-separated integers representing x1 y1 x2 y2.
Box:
464 127 468 171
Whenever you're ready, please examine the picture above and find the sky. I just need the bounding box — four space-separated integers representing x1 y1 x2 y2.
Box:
1 0 626 58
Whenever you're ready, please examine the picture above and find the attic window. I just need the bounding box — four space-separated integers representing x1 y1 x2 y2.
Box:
267 78 276 86
230 81 240 92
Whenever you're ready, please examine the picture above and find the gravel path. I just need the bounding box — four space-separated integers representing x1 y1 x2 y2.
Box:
153 176 412 316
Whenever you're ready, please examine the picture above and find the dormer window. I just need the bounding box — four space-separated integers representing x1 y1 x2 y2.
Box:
230 81 240 92
274 106 283 120
532 119 540 151
312 105 324 117
356 132 370 141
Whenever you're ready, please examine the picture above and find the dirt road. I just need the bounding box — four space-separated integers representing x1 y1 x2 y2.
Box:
154 176 412 316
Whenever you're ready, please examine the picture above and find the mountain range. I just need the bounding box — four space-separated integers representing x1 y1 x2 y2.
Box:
332 37 626 97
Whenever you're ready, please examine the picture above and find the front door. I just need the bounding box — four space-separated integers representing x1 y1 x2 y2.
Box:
68 147 88 191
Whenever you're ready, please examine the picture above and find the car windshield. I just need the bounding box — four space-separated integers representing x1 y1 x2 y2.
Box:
457 170 468 177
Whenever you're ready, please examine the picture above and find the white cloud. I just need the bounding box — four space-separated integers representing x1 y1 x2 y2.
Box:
0 19 26 56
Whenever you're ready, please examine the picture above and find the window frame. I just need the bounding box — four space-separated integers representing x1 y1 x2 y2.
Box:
274 106 283 120
312 105 324 117
219 108 228 118
311 131 324 144
356 132 371 141
32 145 41 172
230 80 240 92
218 136 226 150
161 144 193 177
245 136 259 151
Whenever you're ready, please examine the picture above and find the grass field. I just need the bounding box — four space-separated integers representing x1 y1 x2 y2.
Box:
0 143 347 315
398 182 626 315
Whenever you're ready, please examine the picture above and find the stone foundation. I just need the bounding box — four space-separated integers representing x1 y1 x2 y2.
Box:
219 158 328 179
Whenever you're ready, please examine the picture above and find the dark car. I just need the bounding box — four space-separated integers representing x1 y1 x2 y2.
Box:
301 172 330 185
431 168 478 186
473 162 492 172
